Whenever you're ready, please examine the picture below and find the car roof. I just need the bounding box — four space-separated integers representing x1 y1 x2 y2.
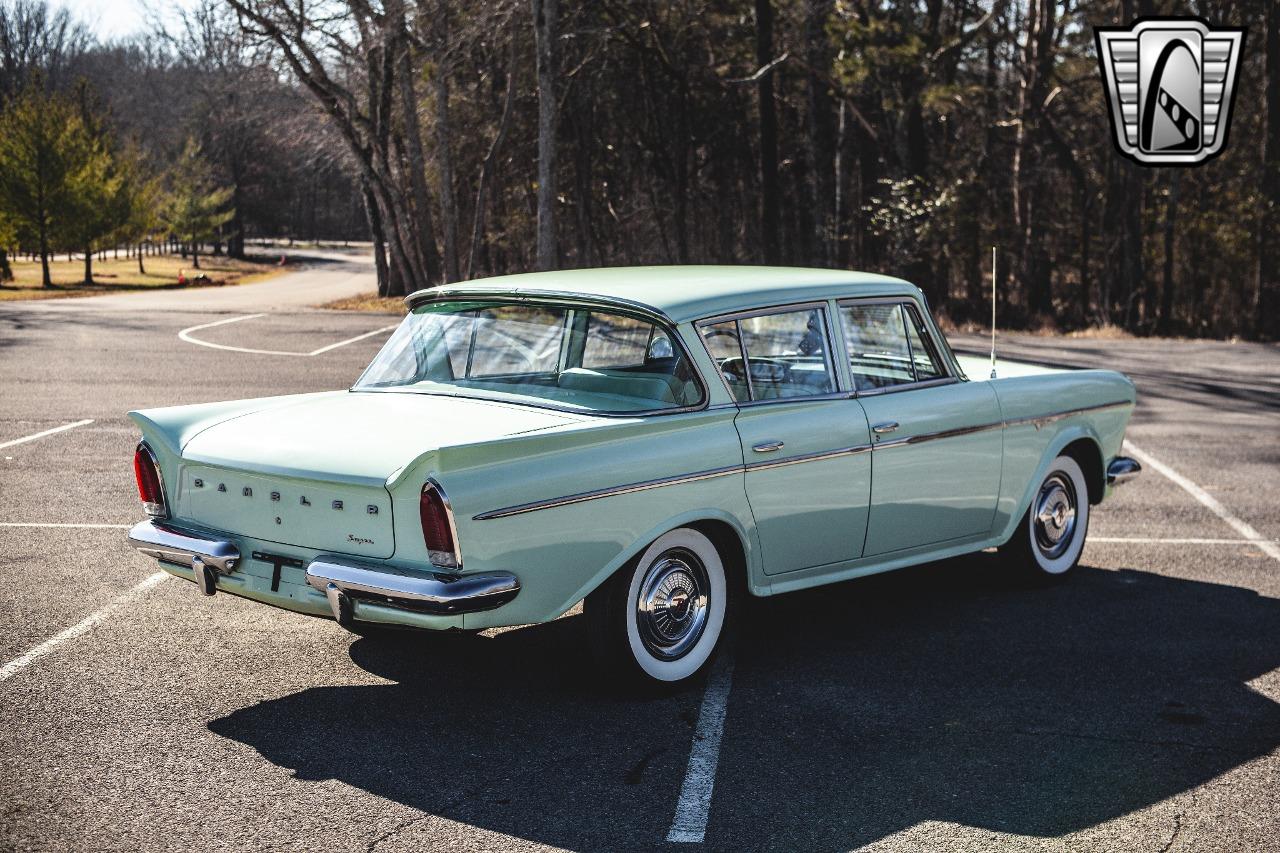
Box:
409 265 920 324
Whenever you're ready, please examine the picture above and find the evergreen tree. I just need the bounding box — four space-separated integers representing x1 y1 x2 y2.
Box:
0 81 95 287
162 138 233 271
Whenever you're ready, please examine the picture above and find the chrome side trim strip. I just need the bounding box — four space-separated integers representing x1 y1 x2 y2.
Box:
473 464 744 520
1003 399 1132 429
875 400 1133 450
475 400 1134 520
875 420 1004 449
744 444 872 472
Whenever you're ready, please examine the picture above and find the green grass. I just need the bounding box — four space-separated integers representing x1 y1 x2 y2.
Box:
0 253 285 301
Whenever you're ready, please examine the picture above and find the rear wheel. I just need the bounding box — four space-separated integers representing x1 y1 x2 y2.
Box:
585 527 728 686
1000 454 1090 580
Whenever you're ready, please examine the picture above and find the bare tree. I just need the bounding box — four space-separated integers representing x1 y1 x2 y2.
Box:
532 0 557 270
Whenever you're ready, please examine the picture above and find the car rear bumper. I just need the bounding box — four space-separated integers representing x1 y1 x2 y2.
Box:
126 519 520 625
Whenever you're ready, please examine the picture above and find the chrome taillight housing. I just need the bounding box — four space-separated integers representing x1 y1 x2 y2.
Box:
420 479 460 569
133 442 167 518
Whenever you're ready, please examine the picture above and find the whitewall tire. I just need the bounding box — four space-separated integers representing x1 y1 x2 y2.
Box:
585 527 728 685
1001 454 1090 579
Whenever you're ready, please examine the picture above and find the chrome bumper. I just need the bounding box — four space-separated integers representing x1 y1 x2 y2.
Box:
305 558 519 622
126 519 519 622
1107 456 1142 486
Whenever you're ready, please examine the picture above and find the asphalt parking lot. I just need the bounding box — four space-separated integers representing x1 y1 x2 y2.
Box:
1 268 1277 852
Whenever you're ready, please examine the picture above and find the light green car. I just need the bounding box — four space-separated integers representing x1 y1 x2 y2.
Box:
128 267 1140 684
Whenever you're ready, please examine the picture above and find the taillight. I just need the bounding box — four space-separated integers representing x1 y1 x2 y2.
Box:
420 480 459 569
133 442 167 517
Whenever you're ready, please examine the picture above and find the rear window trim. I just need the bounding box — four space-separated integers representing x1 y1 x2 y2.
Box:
354 296 710 419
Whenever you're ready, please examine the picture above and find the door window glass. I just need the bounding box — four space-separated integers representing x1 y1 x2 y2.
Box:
700 308 836 401
902 305 945 381
699 320 750 402
840 302 947 391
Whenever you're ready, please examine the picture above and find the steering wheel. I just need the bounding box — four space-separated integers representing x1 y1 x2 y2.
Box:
719 356 792 387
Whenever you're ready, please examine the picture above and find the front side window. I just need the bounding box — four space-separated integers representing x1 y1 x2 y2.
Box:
840 301 946 391
699 307 836 403
354 301 703 414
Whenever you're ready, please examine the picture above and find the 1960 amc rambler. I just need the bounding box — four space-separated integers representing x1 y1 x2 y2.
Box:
128 267 1140 684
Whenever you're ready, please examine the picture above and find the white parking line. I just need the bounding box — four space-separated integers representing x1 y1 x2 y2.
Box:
178 314 397 357
0 419 94 451
667 654 735 844
1124 439 1280 562
1090 536 1274 545
0 522 132 529
0 571 169 683
307 324 400 355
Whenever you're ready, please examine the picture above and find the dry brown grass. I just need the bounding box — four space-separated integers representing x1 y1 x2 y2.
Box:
321 293 408 313
0 253 284 301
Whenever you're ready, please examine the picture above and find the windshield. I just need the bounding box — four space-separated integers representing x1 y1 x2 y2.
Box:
353 300 705 414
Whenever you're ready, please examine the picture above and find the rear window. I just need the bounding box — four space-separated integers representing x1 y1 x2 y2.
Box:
353 301 704 414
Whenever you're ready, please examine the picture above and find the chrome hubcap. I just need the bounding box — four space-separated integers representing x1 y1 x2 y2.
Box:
1034 473 1078 560
636 547 709 661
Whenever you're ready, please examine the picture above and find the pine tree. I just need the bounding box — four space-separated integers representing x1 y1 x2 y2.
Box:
162 138 233 271
0 82 95 287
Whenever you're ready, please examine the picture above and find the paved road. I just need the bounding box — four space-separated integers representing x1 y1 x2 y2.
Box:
0 279 1277 852
8 247 377 314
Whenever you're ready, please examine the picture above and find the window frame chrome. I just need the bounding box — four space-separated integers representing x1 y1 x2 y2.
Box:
355 294 711 419
833 295 962 397
693 299 846 407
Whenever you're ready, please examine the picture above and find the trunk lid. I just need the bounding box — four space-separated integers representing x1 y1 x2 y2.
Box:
171 391 584 559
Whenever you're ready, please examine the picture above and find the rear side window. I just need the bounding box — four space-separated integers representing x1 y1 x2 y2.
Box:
839 302 945 391
699 307 836 402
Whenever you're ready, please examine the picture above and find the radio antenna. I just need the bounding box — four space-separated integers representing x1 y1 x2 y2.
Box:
989 246 998 380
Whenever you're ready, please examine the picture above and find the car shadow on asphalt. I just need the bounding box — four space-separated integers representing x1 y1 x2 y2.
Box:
208 556 1280 850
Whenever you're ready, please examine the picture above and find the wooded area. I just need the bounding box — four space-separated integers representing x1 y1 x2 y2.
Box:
0 1 1277 339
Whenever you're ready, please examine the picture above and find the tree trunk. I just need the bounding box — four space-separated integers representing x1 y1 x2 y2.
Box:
39 223 51 287
192 241 200 270
0 248 10 283
755 0 781 265
532 0 559 270
1013 0 1054 320
1260 1 1280 339
805 0 836 266
83 246 93 285
1158 172 1180 336
362 179 391 298
467 36 519 280
137 243 145 275
435 67 461 283
395 30 443 287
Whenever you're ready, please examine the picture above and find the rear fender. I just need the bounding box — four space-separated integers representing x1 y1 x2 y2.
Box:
461 506 759 630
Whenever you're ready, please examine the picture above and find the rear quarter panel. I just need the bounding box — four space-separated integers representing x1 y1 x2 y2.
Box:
386 408 755 629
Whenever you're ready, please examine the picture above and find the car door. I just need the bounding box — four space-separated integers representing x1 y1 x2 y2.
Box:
698 304 872 576
837 298 1003 556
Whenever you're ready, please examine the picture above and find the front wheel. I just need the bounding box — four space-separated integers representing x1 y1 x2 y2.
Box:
585 527 728 686
1000 454 1091 580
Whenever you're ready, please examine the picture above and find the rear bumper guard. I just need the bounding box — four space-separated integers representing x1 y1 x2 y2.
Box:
1106 456 1142 486
126 519 520 620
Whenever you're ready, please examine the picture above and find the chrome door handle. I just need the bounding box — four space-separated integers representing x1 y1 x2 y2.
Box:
872 421 899 435
752 440 785 453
